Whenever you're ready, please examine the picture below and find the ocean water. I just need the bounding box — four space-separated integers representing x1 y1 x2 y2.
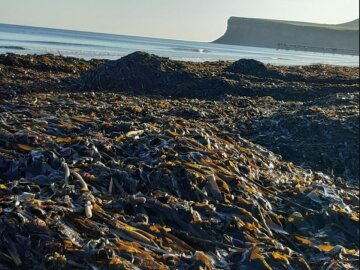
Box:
0 23 358 66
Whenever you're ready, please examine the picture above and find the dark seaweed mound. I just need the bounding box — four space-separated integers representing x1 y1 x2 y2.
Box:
226 58 268 74
80 51 235 97
81 52 194 94
226 58 282 78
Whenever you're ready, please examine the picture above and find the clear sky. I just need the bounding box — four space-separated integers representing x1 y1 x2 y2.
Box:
0 0 358 41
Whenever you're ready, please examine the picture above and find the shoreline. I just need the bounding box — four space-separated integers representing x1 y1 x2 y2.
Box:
1 50 359 67
2 21 359 66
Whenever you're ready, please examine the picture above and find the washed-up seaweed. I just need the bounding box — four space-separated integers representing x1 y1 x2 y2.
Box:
237 93 359 183
0 89 358 269
0 53 104 98
79 51 359 99
0 52 359 269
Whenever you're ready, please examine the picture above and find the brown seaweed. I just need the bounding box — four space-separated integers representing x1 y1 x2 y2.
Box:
0 52 359 270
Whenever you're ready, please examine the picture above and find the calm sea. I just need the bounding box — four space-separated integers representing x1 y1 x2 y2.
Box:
0 23 358 66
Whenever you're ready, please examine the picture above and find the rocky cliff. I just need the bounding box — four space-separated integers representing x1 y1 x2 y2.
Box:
214 17 359 55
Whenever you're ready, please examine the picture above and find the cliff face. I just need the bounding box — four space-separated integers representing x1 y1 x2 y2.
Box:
214 17 359 55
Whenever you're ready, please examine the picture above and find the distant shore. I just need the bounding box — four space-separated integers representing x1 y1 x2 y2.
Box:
215 17 359 56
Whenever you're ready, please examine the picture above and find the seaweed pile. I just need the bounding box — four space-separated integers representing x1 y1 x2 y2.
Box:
78 52 359 182
80 51 235 97
224 59 281 78
0 52 359 269
237 93 359 183
0 91 359 269
79 52 359 100
0 53 104 98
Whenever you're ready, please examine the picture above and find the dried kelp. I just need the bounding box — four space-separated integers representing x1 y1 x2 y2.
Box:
0 90 358 270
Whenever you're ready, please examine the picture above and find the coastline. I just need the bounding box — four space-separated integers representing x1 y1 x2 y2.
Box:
0 52 359 269
215 17 359 56
1 22 359 66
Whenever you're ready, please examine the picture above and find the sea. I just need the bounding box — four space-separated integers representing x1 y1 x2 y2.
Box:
0 23 358 66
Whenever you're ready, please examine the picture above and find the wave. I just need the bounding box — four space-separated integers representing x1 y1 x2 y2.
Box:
0 45 26 50
172 47 211 53
0 38 108 48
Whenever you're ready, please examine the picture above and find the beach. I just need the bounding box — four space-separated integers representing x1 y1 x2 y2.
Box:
0 52 359 269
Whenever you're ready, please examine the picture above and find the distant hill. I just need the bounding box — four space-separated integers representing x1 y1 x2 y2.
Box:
214 17 359 55
336 19 359 30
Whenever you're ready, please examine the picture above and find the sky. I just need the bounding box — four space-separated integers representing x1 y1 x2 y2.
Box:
0 0 358 41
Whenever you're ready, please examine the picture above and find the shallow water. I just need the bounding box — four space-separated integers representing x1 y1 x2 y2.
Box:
0 23 358 66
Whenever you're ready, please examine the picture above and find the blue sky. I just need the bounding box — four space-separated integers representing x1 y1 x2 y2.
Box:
0 0 358 41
